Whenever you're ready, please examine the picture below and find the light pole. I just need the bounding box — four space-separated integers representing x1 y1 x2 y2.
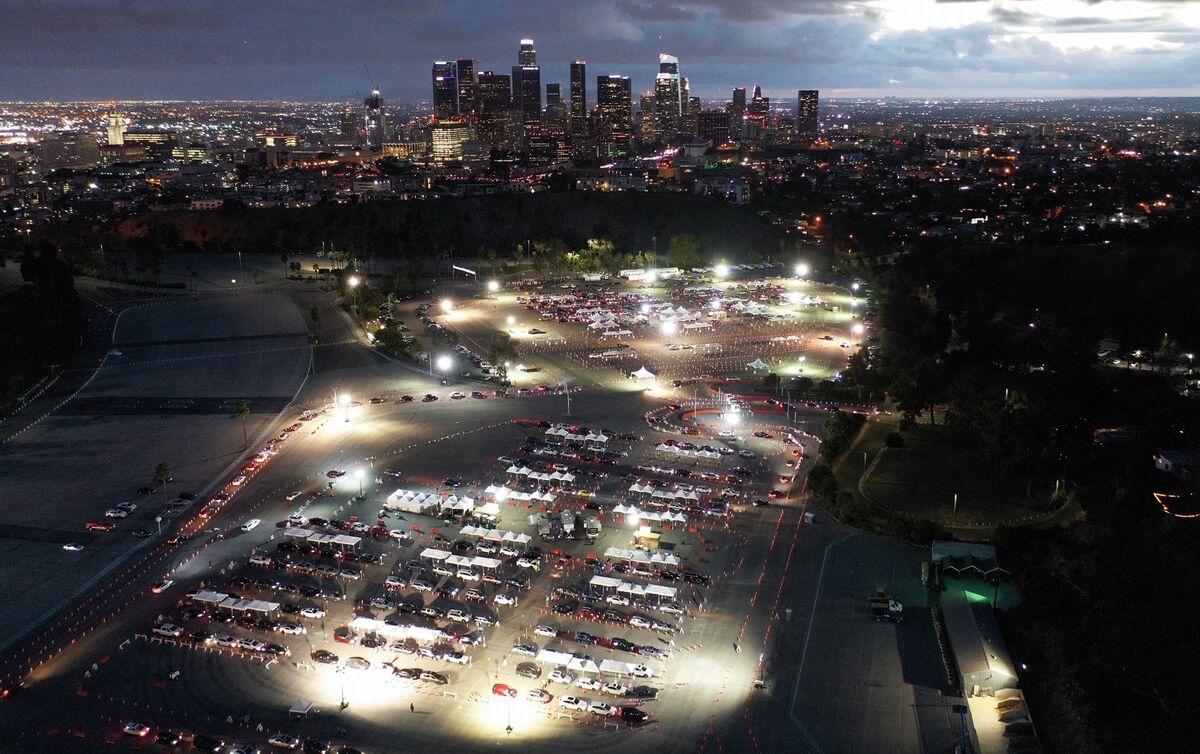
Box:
436 354 453 383
341 393 352 423
355 469 364 497
237 250 243 280
347 275 360 320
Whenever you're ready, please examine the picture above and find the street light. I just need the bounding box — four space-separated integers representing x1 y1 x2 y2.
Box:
347 276 360 319
355 469 364 497
661 321 677 337
487 280 500 293
640 303 651 315
441 298 454 314
795 263 809 277
340 393 351 423
852 323 865 336
507 315 516 329
714 263 729 278
851 282 860 292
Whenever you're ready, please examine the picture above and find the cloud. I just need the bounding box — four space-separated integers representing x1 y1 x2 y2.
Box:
0 0 1196 99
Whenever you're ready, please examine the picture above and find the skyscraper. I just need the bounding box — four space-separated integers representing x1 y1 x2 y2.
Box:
456 59 478 116
364 89 386 148
730 87 747 139
546 83 567 130
697 110 731 146
638 92 657 144
569 61 587 137
476 71 512 146
519 38 537 66
797 90 819 134
106 113 124 146
432 61 458 120
338 105 359 142
596 74 633 156
654 53 682 142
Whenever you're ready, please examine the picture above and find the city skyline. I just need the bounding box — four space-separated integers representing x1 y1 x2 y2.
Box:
2 0 1199 101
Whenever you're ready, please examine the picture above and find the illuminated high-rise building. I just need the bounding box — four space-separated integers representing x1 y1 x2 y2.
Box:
697 110 731 145
456 59 478 116
106 113 125 146
364 89 386 148
637 92 657 144
432 61 458 120
683 95 700 138
338 105 359 141
596 74 632 156
653 53 682 142
518 38 537 66
569 61 587 137
476 70 512 146
545 83 567 130
730 86 747 138
797 90 819 134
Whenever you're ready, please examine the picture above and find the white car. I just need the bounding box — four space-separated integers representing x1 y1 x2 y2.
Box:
276 622 305 635
123 722 151 737
629 616 651 629
493 592 517 606
499 544 521 557
231 475 248 486
432 564 453 576
152 623 183 638
574 676 602 691
630 664 653 678
385 575 408 589
558 695 588 711
300 606 325 619
240 518 261 532
456 568 480 582
267 733 301 749
718 431 736 439
287 513 308 525
516 557 539 570
62 543 85 552
116 501 137 512
589 701 616 716
249 555 274 566
606 594 630 606
105 508 129 518
548 668 575 685
533 625 558 638
447 609 472 624
512 643 538 657
443 651 470 665
527 688 552 704
603 682 628 696
284 491 301 501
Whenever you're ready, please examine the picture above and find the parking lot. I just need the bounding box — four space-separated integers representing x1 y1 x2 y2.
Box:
0 268 954 754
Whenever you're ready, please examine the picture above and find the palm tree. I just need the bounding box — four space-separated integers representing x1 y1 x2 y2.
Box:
234 400 251 449
154 461 172 491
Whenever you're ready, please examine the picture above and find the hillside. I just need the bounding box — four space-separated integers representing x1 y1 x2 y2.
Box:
116 192 788 269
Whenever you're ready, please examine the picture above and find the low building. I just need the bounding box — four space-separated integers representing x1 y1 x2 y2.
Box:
941 590 1018 696
1154 449 1199 481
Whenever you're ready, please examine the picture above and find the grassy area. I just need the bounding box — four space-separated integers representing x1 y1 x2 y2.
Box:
859 423 1050 526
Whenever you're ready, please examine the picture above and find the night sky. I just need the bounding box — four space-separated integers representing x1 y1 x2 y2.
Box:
3 0 1198 101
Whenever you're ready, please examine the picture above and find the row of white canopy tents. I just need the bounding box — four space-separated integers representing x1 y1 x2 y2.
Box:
417 548 503 571
611 503 687 523
459 526 532 546
192 590 279 616
504 465 577 484
590 574 678 601
654 443 721 461
603 546 681 568
282 527 361 550
534 650 651 678
384 488 475 515
545 427 609 446
628 484 701 504
348 616 442 644
485 484 556 505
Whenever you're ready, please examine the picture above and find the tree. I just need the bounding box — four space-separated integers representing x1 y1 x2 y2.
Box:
807 464 839 503
488 332 520 382
763 373 781 392
154 461 172 489
234 400 251 449
667 234 704 269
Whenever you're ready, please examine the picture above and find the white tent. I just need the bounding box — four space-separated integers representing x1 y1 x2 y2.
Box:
349 616 442 644
419 548 451 561
600 659 649 677
630 366 657 381
747 358 770 370
537 649 575 666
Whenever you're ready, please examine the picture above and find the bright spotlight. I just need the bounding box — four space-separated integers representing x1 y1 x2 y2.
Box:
340 393 351 406
348 275 360 288
710 299 722 311
851 282 860 291
645 271 657 283
795 263 810 277
440 298 453 313
628 513 640 527
787 292 801 305
714 263 729 278
506 315 516 326
725 412 740 426
436 355 453 371
661 321 677 337
487 280 500 292
640 303 651 315
852 323 865 335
